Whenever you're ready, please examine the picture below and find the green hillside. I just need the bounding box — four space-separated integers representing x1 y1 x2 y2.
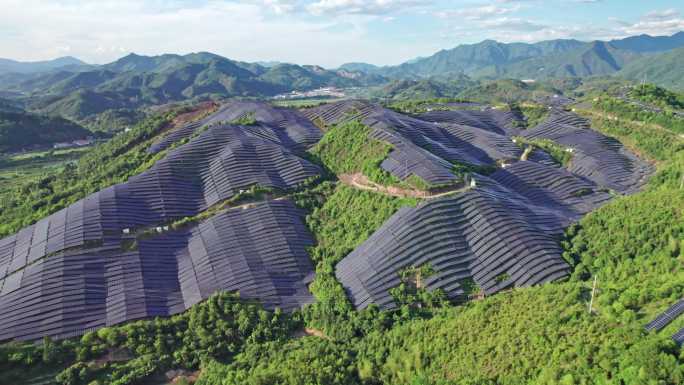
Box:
618 47 684 91
381 39 587 78
0 53 384 131
1 88 683 384
477 41 642 80
0 110 91 152
371 77 474 100
456 78 561 104
343 32 684 93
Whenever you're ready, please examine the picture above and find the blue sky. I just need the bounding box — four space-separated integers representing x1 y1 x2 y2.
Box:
1 0 683 67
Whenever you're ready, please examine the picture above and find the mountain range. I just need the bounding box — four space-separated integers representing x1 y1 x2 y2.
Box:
0 31 681 133
0 52 385 128
340 32 684 86
0 56 87 74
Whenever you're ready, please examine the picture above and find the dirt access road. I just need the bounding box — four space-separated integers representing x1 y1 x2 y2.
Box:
338 173 472 199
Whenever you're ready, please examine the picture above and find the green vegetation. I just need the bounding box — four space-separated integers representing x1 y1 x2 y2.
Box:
372 78 474 101
2 91 684 384
0 147 91 194
629 84 684 111
295 183 419 339
513 136 573 166
271 98 339 108
510 103 551 128
457 79 562 104
592 96 684 135
229 111 257 125
0 109 180 237
385 98 477 114
452 161 497 176
80 108 146 133
311 119 402 186
356 283 682 385
0 110 92 152
578 100 684 162
197 339 358 385
0 293 297 385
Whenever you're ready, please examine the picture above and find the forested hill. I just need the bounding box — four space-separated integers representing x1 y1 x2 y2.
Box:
340 32 684 90
0 83 682 384
0 109 92 152
0 56 87 75
0 52 385 127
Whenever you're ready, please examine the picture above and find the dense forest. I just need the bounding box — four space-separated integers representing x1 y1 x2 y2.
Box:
0 85 683 384
0 110 92 152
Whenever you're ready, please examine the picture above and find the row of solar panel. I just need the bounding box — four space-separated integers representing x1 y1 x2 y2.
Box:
0 200 315 342
334 154 621 310
520 109 654 194
149 101 323 154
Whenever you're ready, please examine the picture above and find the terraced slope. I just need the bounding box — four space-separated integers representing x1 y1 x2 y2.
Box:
520 109 654 193
336 162 612 309
0 200 314 341
149 100 322 154
0 99 653 342
0 109 322 341
328 101 651 310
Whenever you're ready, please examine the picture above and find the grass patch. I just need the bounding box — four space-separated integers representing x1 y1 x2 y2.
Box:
310 120 401 186
513 136 573 166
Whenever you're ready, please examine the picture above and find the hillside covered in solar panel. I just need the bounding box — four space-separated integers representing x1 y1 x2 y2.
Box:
0 97 654 342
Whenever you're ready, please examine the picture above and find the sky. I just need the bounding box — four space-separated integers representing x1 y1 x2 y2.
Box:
0 0 683 68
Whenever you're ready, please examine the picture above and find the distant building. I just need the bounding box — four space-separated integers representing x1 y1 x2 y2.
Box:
273 87 346 100
73 139 93 147
52 138 94 149
53 142 72 149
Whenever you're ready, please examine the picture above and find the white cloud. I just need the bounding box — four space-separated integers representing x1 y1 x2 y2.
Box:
306 0 425 16
481 17 547 32
260 0 300 14
0 0 431 67
436 5 519 21
613 8 684 37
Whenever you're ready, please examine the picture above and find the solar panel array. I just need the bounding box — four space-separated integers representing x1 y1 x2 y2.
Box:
0 117 321 341
149 101 323 154
305 102 557 187
306 101 653 310
336 171 585 309
0 200 314 341
418 109 524 135
0 99 655 340
674 328 684 345
645 299 684 332
520 109 654 193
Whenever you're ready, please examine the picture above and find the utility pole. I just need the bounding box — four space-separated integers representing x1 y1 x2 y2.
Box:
588 275 597 314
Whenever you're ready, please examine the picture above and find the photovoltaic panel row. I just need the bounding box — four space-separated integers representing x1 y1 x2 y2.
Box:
418 108 525 135
149 101 323 154
645 299 684 332
335 170 581 310
0 123 322 286
0 200 315 342
520 109 654 193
